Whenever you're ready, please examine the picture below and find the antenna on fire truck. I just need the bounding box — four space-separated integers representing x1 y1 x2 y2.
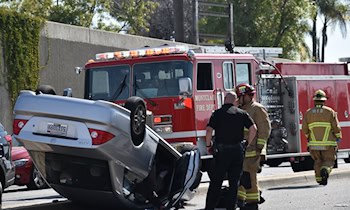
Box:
224 39 234 54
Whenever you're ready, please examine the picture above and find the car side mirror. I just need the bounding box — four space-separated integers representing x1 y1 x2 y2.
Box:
0 144 4 158
179 77 192 96
63 88 73 97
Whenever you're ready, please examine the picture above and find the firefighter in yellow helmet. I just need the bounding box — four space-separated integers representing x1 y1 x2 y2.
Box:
302 89 342 185
235 84 271 210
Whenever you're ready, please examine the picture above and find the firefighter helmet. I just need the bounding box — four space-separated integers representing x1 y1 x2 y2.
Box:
235 83 256 97
313 89 327 101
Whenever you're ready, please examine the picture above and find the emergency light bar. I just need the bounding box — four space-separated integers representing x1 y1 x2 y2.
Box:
95 45 189 61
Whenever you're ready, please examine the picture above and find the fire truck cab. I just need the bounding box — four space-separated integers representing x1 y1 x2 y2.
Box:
80 45 350 173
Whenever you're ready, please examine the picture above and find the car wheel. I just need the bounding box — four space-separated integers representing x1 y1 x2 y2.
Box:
125 97 146 146
27 167 48 190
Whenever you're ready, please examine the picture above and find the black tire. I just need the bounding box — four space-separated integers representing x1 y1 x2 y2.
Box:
27 167 48 190
124 97 147 146
344 158 350 163
291 161 303 172
291 156 314 172
266 159 283 167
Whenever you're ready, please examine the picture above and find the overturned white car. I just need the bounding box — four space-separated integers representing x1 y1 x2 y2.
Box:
13 91 201 209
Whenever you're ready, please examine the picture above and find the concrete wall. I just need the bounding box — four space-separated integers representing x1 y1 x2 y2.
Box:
1 21 196 132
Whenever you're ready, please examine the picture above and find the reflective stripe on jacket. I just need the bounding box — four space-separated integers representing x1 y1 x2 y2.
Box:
242 100 271 157
302 105 342 149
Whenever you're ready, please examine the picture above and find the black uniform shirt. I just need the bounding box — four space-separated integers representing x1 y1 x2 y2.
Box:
207 104 254 145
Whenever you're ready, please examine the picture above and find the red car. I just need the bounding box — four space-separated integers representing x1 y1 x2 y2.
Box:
11 137 48 190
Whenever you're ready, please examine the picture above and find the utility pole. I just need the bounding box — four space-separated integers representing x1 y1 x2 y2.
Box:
192 0 199 44
174 0 185 42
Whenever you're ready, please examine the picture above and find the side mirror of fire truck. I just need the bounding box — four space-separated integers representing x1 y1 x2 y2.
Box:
179 77 192 96
75 66 84 75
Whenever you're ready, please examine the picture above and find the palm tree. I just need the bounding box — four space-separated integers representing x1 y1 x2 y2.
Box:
311 0 350 62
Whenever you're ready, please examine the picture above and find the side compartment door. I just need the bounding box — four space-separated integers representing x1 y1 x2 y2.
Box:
307 80 336 152
335 81 350 149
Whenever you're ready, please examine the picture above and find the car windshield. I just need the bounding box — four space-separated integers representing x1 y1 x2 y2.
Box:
87 65 130 101
133 61 193 98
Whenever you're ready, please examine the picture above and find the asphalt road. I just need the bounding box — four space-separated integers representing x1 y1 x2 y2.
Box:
3 160 350 210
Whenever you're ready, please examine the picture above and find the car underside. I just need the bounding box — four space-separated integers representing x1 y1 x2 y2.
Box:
13 91 201 209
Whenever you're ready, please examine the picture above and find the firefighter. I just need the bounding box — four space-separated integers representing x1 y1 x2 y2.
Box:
235 83 271 210
205 92 257 210
302 89 342 185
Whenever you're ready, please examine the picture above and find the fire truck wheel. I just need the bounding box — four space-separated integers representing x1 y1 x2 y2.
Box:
265 159 284 167
125 97 146 146
344 158 350 163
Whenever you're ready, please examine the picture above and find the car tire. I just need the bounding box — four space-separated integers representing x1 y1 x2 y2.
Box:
27 167 48 190
124 97 147 146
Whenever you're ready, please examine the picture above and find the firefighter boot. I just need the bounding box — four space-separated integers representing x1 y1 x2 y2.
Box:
320 168 329 186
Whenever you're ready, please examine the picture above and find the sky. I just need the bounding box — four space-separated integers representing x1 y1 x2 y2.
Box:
306 22 350 63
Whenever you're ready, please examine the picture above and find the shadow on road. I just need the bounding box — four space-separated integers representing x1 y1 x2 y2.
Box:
5 200 138 210
267 184 323 191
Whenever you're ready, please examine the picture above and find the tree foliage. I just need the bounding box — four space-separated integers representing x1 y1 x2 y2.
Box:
0 0 157 33
198 0 312 60
312 0 350 62
1 0 348 61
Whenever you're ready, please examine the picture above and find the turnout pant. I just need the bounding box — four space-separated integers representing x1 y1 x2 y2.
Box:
310 147 336 183
237 155 261 204
205 144 244 210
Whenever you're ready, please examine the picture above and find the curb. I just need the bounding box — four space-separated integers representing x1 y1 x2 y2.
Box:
196 168 350 195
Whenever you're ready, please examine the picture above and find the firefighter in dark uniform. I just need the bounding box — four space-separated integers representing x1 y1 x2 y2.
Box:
205 92 257 210
302 89 342 185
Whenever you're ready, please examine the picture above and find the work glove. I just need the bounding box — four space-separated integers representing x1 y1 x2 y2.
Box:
336 138 341 143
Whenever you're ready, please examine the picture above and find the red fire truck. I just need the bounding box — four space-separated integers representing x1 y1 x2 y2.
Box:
77 44 350 173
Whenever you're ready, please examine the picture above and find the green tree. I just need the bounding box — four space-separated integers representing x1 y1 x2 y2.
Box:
0 0 157 33
199 0 311 60
319 0 349 62
109 0 158 34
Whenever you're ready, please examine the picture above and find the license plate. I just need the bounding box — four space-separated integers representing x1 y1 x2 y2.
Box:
47 123 68 137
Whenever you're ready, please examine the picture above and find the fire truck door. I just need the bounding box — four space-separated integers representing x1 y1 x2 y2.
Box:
214 89 224 109
212 61 226 109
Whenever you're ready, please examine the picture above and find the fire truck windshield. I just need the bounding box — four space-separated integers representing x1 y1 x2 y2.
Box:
133 60 193 98
87 65 130 101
